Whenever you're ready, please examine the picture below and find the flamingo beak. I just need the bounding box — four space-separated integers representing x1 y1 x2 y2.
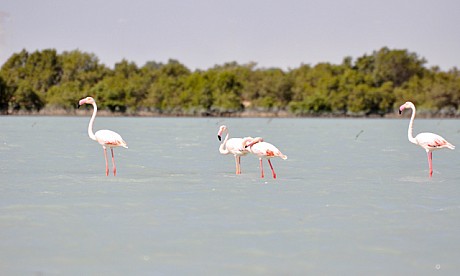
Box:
78 99 86 108
217 135 221 141
399 105 406 115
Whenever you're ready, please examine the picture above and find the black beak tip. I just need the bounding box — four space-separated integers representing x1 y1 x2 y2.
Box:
217 135 221 141
398 110 402 115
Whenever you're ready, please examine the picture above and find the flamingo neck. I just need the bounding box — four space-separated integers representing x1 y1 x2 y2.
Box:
219 132 230 154
407 104 417 144
88 102 97 141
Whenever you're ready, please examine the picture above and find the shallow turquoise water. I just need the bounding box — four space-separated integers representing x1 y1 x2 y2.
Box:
1 116 460 275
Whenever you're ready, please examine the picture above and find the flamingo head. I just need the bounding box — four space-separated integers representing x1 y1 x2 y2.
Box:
241 137 254 149
217 125 227 141
244 137 263 148
399 101 414 115
78 96 95 108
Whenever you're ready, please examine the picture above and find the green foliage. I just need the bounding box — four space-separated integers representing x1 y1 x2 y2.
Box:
0 75 12 113
0 47 459 116
212 71 243 112
248 68 292 110
141 59 191 113
88 60 144 112
181 72 212 114
46 81 82 109
60 50 108 87
13 82 44 111
372 47 426 86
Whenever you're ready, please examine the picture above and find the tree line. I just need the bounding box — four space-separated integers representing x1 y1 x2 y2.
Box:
0 47 459 116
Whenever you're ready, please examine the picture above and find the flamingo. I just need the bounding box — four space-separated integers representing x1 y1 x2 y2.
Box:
399 101 455 177
78 96 128 176
244 137 287 179
217 125 251 174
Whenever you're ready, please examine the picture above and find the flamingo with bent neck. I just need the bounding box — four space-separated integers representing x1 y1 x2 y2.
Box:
244 137 287 179
78 96 128 176
399 101 454 177
217 125 250 174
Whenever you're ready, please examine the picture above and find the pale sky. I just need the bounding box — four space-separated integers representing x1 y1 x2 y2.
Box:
1 0 459 71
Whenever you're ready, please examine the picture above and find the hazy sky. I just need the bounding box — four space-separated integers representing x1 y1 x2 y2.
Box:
1 0 459 70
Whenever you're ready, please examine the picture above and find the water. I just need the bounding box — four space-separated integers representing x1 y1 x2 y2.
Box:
1 116 460 275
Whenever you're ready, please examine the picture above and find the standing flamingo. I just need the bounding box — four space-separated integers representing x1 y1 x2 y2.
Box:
78 97 128 176
217 125 251 174
399 101 455 177
244 137 287 179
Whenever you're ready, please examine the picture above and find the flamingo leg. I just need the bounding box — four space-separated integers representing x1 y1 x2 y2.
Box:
259 158 264 178
103 148 109 176
237 156 242 174
111 148 117 176
427 151 433 177
234 156 239 174
267 159 277 179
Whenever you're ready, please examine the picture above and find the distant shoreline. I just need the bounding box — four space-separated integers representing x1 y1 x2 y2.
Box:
1 109 459 119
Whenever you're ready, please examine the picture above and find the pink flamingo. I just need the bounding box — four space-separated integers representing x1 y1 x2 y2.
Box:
78 97 128 176
244 137 287 179
399 101 455 177
217 125 251 174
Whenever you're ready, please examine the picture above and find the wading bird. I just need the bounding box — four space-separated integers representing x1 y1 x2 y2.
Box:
399 101 454 177
78 97 128 176
217 125 251 174
244 137 287 179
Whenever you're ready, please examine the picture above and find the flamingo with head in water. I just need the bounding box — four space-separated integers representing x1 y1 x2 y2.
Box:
78 96 128 176
399 101 455 177
244 137 287 179
217 125 251 174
